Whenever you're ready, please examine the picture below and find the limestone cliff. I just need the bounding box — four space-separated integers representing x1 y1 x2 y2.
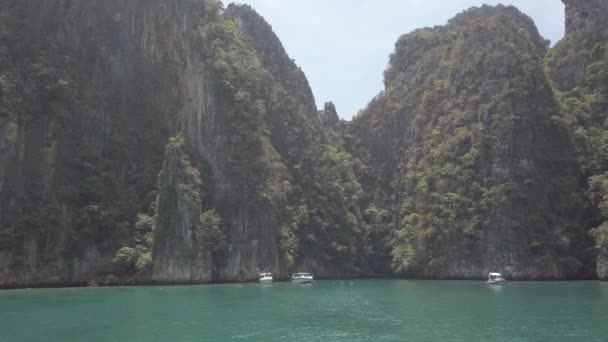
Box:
0 0 366 287
1 0 608 286
225 4 369 277
347 5 588 279
152 139 211 282
0 0 288 286
546 0 608 280
598 249 608 281
0 0 193 286
547 0 608 91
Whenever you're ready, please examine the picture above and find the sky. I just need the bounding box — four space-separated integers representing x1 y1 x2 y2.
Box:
233 0 566 119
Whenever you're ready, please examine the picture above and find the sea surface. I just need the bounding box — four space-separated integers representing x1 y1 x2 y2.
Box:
1 280 608 342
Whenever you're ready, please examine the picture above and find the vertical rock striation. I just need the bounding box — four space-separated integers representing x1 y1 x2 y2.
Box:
0 0 288 286
598 249 608 280
547 0 608 91
0 0 200 286
152 140 211 282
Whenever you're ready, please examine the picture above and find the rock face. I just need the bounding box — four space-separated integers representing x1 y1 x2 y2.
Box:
224 4 322 160
547 0 608 91
598 248 608 281
152 141 211 282
0 0 194 286
0 0 289 286
546 1 608 280
347 5 586 279
564 0 608 42
225 4 369 278
0 0 366 286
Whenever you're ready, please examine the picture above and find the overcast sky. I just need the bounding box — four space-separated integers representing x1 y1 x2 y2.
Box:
233 1 566 119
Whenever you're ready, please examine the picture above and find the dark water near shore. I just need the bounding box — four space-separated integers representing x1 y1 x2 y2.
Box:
1 280 608 342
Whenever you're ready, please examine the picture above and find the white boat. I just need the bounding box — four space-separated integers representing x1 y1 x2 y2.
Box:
487 272 506 284
291 272 314 283
259 272 273 283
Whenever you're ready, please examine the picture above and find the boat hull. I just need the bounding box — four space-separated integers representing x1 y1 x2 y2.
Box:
292 278 313 284
487 279 506 285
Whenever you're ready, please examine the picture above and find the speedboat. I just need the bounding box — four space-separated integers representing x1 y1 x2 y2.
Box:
487 272 506 284
291 272 314 283
259 272 273 283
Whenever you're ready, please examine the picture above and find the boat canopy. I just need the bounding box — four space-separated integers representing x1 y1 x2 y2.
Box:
489 273 502 277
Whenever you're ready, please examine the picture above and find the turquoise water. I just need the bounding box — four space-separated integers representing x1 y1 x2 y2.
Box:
2 280 608 342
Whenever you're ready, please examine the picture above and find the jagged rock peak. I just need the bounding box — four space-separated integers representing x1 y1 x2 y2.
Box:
224 3 317 111
384 4 548 88
225 3 291 69
320 102 339 127
450 4 535 23
451 4 546 46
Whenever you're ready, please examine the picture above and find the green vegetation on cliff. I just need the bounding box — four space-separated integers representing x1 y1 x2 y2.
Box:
225 4 370 276
348 5 589 279
2 0 608 286
545 0 608 279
